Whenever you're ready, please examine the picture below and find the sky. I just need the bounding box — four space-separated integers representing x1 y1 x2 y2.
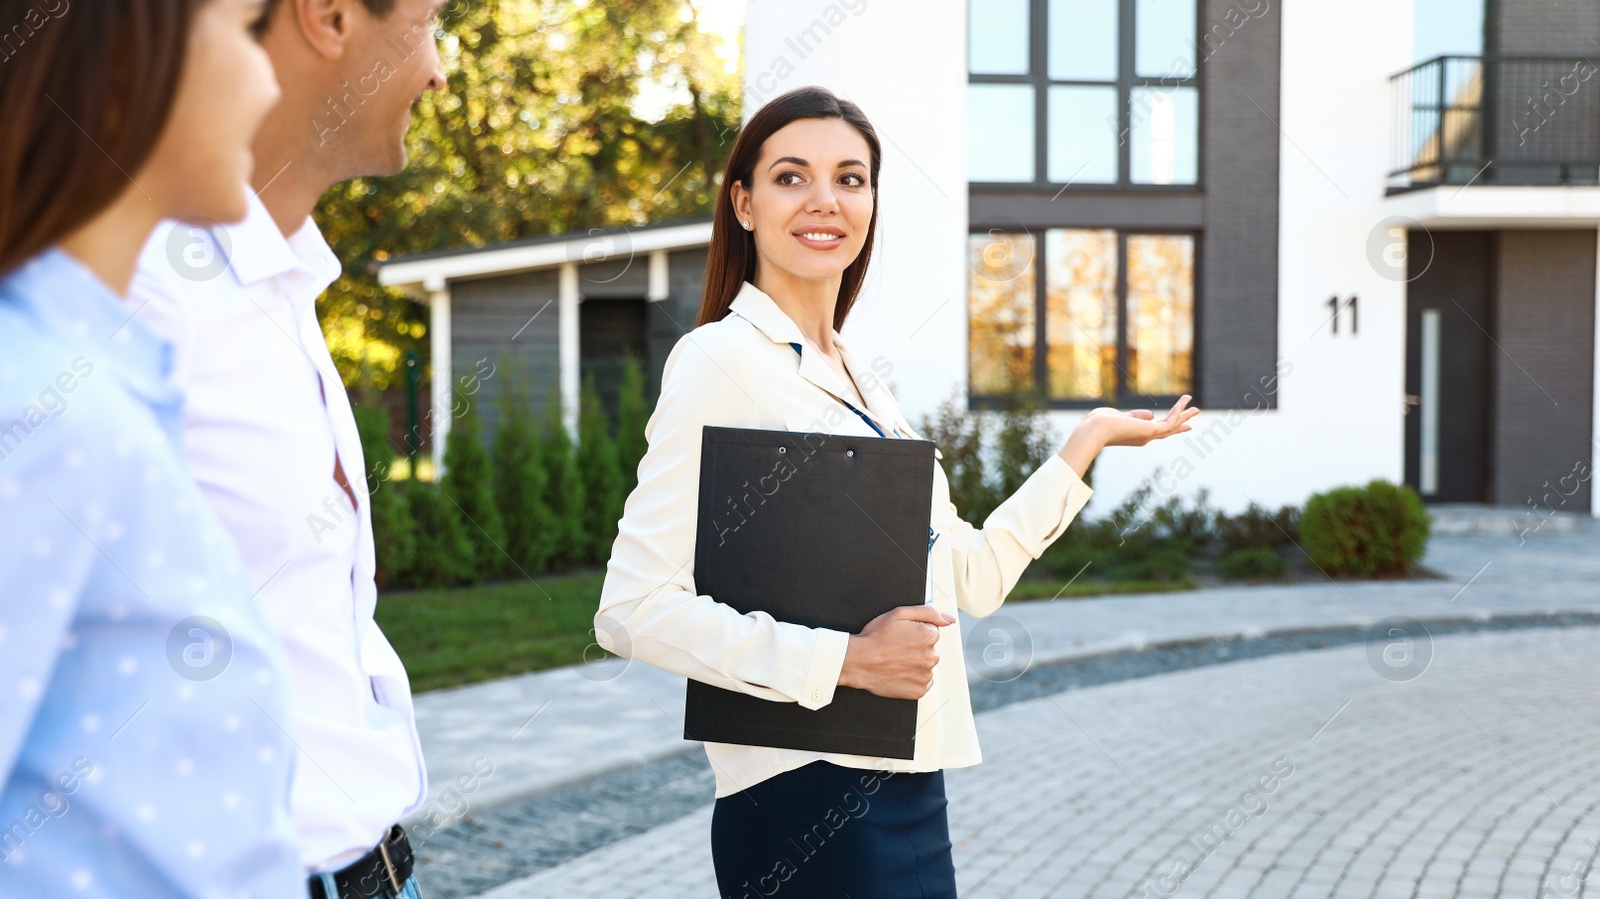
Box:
1412 0 1484 64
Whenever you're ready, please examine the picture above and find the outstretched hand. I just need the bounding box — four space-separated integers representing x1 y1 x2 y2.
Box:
1085 394 1199 446
1056 395 1201 476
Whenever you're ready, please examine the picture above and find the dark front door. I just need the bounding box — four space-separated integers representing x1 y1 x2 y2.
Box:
579 298 649 423
1403 230 1493 502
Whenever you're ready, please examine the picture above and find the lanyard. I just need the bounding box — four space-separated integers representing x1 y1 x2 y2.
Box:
788 341 894 438
788 342 938 562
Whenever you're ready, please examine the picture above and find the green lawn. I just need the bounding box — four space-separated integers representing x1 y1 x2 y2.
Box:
377 571 1198 693
1005 577 1196 601
375 570 607 694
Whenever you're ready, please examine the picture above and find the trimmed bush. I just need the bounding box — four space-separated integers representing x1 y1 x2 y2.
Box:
1216 502 1300 552
1218 547 1288 580
1108 542 1190 581
352 401 415 589
493 360 558 576
402 480 478 586
993 390 1058 499
1301 479 1430 576
540 384 588 569
576 374 625 562
441 405 505 576
918 393 996 525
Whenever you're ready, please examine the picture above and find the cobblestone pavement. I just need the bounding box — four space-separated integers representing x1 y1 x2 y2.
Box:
408 526 1600 829
471 626 1600 898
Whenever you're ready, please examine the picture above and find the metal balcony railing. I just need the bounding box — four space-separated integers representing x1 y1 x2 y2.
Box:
1389 54 1600 189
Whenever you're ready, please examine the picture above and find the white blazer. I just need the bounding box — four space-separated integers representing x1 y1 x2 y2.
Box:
596 279 1093 798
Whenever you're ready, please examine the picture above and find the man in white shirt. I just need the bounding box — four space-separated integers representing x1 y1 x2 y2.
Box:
131 0 448 896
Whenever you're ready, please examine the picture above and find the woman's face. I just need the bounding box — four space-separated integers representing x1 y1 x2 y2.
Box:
139 0 280 224
733 117 875 287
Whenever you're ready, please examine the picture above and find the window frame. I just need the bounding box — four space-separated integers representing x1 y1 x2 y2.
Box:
967 0 1205 191
967 226 1202 410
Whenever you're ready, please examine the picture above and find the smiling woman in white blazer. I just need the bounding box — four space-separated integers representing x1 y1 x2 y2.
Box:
596 86 1200 898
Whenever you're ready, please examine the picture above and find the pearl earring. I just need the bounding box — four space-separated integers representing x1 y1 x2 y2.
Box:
742 220 751 230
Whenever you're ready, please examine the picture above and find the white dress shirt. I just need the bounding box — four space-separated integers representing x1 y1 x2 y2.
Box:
597 280 1093 798
130 194 427 872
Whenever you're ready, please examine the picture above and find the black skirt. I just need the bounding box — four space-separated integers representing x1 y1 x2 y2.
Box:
710 760 958 899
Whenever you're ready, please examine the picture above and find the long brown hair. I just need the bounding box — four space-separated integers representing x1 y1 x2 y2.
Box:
0 0 208 276
696 86 882 331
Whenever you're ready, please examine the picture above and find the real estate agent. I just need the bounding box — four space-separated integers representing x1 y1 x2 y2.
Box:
595 85 1200 898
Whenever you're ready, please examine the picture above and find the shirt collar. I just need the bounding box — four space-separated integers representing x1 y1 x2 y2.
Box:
220 191 342 291
727 279 858 353
726 280 899 430
3 247 183 440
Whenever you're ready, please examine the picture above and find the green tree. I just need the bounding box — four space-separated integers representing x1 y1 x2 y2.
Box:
577 373 625 562
311 1 741 391
441 404 505 576
540 384 588 569
352 399 416 589
615 351 651 497
494 357 559 575
402 481 479 587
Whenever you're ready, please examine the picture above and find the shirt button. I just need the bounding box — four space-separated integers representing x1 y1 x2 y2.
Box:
811 690 820 701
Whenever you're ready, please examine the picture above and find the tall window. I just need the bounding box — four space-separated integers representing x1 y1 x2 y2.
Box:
968 0 1200 186
968 228 1194 404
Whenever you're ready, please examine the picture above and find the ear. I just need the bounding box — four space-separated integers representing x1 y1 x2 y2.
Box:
293 0 355 60
729 180 752 225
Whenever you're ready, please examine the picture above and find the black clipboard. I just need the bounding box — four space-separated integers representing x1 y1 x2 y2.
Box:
683 425 937 759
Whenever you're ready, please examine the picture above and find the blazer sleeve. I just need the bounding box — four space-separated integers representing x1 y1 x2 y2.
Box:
908 421 1094 619
595 330 852 711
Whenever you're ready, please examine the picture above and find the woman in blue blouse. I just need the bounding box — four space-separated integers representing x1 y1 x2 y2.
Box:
0 1 306 896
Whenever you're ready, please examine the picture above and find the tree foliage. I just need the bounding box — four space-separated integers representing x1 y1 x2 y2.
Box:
314 0 742 390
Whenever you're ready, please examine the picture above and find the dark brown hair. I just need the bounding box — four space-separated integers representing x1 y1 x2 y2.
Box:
0 0 210 276
696 86 882 331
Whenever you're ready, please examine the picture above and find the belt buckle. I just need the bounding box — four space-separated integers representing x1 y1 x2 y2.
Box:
376 833 403 897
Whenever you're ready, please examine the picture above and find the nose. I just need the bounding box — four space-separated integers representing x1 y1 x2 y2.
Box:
807 178 840 214
422 37 447 93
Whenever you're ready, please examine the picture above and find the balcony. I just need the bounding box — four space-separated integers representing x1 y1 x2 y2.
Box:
1389 55 1600 192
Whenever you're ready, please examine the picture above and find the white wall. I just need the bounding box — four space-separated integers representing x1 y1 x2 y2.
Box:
742 0 970 425
742 0 1416 517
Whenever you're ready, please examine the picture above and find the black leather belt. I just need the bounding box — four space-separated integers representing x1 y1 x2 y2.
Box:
308 824 415 899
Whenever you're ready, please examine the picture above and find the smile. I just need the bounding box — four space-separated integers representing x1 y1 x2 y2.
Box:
793 229 845 248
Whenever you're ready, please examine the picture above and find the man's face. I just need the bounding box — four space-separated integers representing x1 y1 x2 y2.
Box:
339 0 447 175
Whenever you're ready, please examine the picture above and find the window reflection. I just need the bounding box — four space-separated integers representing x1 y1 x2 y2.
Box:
968 232 1038 395
1049 0 1118 81
1045 229 1118 399
969 84 1036 182
1134 0 1196 77
1130 86 1198 184
1126 234 1194 395
1048 86 1119 183
970 0 1032 75
968 229 1196 402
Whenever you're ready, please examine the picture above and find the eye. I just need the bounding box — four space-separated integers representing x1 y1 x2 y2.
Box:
776 171 805 186
840 172 867 188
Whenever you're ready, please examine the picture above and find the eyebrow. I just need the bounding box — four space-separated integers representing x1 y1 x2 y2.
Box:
767 156 869 171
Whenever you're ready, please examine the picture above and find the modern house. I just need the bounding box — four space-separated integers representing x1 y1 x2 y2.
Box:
380 0 1600 522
